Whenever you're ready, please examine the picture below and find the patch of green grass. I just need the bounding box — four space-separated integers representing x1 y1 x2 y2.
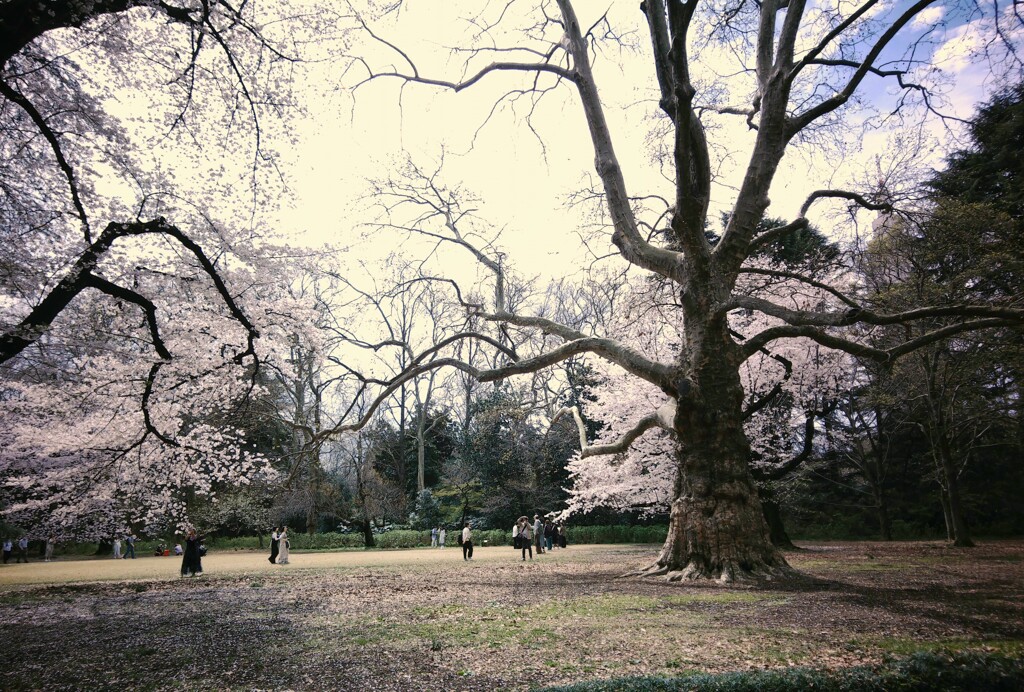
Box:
332 591 790 657
539 651 1024 692
664 592 779 605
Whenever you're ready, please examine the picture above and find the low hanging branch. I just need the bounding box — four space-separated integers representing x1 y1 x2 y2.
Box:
552 401 676 459
0 218 260 366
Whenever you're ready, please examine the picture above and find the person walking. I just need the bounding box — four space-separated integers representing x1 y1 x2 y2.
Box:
3 538 13 564
533 515 545 555
515 516 533 561
438 526 446 549
277 527 290 565
180 529 203 577
124 534 136 560
544 519 554 551
16 536 29 563
112 537 122 559
461 522 473 561
44 536 55 562
268 527 280 564
430 526 438 548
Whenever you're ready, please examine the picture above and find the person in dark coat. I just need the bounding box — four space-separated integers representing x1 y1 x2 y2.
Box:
180 529 203 577
268 527 280 564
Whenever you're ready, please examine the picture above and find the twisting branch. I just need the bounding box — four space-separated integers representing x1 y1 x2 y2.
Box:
738 268 862 309
731 294 1024 331
741 318 1021 363
750 401 838 481
553 402 675 458
140 362 179 448
410 332 518 367
477 309 675 391
798 189 892 218
353 6 573 93
748 189 891 255
556 0 689 283
787 0 939 135
0 218 259 366
81 274 172 361
0 78 91 243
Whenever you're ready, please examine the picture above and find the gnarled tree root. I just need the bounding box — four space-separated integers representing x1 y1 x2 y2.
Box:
630 559 797 584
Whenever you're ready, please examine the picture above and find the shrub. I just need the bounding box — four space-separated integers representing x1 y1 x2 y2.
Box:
566 525 666 545
286 532 364 550
375 530 430 549
538 651 1024 692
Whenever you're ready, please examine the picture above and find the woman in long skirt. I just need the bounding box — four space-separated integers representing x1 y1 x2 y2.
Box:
180 529 203 577
277 527 290 565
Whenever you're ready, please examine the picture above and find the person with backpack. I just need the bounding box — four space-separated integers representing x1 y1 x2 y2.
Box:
533 515 545 554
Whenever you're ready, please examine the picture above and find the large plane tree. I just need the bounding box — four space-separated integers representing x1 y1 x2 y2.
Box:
344 0 1024 581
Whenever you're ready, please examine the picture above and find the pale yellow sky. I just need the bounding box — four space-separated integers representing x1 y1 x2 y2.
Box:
269 0 1009 292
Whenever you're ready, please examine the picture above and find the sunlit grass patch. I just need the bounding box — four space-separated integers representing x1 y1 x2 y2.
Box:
792 558 916 572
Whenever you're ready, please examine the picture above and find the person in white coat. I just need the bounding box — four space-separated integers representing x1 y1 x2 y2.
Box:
112 537 122 559
277 527 290 565
438 526 446 549
461 523 473 561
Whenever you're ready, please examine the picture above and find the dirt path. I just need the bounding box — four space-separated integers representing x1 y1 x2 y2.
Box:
0 543 548 585
1 541 1022 691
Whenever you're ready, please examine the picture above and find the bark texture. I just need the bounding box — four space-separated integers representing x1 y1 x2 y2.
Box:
641 337 793 582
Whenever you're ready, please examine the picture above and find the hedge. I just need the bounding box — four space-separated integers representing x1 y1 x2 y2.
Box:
539 652 1024 692
59 524 668 555
202 525 667 551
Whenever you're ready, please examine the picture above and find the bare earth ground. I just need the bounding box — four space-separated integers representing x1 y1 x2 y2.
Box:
1 540 1022 691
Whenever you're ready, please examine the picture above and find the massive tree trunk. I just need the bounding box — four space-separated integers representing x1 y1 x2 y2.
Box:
642 338 792 582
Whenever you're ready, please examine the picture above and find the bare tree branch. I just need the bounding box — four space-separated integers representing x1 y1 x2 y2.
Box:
553 402 674 458
741 318 1021 363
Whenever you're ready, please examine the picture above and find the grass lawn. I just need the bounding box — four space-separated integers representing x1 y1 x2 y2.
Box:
1 540 1022 691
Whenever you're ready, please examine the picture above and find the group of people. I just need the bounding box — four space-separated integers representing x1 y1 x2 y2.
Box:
513 515 566 561
429 523 475 561
1 536 30 564
152 543 184 556
2 536 59 563
111 535 137 559
268 527 290 565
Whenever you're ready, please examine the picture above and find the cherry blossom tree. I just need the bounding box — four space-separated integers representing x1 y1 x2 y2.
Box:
0 1 315 537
